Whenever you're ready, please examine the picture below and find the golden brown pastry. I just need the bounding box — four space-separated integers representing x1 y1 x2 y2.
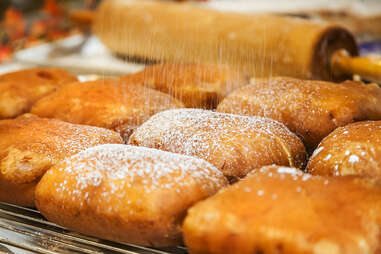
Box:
0 176 36 208
120 63 249 109
0 114 123 207
183 165 381 254
129 109 306 181
30 79 184 141
0 68 77 119
35 144 227 247
217 77 381 153
307 121 381 178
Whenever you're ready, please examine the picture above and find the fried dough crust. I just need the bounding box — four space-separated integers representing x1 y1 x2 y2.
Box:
31 79 184 141
183 165 381 254
35 144 227 246
121 63 249 109
0 68 77 119
307 121 381 178
0 114 123 206
217 77 381 153
129 109 306 181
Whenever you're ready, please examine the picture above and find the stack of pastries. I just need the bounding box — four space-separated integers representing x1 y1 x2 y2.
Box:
2 64 381 253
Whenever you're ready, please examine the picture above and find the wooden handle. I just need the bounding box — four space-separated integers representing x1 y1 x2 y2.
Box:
331 49 381 83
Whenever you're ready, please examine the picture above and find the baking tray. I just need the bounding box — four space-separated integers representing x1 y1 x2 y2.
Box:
0 202 188 254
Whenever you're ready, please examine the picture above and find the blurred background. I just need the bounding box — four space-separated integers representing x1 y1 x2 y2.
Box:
0 0 100 62
1 0 381 68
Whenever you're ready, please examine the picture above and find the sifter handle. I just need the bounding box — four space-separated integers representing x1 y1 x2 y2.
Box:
331 49 381 83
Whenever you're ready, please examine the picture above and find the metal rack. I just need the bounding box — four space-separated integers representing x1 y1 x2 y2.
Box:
0 203 188 254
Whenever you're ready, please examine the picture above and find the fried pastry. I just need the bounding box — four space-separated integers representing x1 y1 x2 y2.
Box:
0 114 123 207
217 77 381 153
120 63 249 109
35 144 227 247
307 121 381 178
30 79 184 141
183 165 381 254
0 176 36 207
129 109 306 181
0 68 77 119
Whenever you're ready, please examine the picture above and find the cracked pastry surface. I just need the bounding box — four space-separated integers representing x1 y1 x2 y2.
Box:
0 114 123 207
129 109 306 181
35 144 227 247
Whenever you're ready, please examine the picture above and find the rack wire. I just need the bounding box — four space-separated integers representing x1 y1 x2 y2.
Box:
0 202 188 254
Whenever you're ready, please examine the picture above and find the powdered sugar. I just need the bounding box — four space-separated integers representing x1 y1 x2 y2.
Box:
30 80 184 140
129 109 305 172
277 167 302 175
324 154 332 161
217 77 381 153
348 155 359 163
252 165 314 183
307 121 381 177
54 144 226 199
0 114 123 182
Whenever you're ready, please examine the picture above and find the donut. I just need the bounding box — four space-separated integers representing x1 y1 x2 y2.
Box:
35 144 227 247
183 165 381 254
129 109 306 181
30 79 184 141
307 120 381 178
0 68 77 119
120 63 249 109
0 114 123 207
217 77 381 153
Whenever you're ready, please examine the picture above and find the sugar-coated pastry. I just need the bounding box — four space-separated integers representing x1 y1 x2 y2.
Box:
0 68 77 119
35 144 227 247
0 114 123 207
31 79 184 141
307 121 381 178
217 77 381 153
120 63 249 109
129 109 306 181
183 165 381 254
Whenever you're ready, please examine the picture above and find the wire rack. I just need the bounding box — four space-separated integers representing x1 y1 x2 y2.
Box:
0 202 188 254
